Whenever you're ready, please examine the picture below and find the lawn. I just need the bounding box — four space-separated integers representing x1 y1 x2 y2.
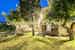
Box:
0 32 75 50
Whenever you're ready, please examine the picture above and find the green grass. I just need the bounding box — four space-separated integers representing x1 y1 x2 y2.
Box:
0 32 75 50
60 40 75 50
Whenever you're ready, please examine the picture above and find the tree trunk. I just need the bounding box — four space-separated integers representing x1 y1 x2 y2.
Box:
62 19 74 40
32 16 35 36
70 22 75 40
38 7 48 33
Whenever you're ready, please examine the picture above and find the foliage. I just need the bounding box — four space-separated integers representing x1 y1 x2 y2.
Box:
19 0 39 15
0 23 16 32
47 0 75 21
6 0 40 22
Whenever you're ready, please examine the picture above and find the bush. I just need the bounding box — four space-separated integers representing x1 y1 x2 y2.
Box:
0 23 16 32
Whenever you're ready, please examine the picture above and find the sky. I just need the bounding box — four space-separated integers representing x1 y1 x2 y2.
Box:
0 0 19 23
0 0 49 23
39 0 48 8
0 0 19 15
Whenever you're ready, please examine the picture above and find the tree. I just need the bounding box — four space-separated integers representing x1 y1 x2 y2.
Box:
47 0 75 40
19 0 39 36
19 0 39 17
